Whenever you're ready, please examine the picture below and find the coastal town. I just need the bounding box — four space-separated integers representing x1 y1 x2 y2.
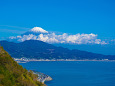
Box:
14 57 110 63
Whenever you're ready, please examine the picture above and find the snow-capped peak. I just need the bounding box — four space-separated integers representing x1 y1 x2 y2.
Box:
30 27 48 33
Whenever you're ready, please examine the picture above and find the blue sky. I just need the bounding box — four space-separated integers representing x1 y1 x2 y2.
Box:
0 0 115 54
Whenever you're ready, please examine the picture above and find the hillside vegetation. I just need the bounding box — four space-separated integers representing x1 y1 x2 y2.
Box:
0 46 45 86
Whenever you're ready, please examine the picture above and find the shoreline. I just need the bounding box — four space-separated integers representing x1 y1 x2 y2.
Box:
26 60 115 62
33 71 52 84
14 58 115 63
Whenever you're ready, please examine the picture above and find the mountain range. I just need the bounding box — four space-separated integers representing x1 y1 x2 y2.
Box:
0 40 115 60
7 27 115 55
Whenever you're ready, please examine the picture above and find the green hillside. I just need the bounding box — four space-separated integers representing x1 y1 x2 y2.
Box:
0 46 45 86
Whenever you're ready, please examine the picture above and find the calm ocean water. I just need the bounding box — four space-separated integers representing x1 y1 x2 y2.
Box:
19 61 115 86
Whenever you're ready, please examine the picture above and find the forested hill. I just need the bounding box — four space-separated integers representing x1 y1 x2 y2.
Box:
0 46 44 86
0 40 115 60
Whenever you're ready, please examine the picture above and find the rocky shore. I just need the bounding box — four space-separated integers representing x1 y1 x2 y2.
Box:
33 71 52 84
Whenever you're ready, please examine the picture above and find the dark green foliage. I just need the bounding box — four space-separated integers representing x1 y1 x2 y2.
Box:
0 40 115 60
0 46 45 86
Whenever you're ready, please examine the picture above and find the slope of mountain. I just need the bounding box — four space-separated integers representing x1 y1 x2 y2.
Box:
21 27 49 36
0 40 115 60
0 46 44 86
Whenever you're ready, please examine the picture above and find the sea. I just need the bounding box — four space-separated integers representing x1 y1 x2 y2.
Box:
19 61 115 86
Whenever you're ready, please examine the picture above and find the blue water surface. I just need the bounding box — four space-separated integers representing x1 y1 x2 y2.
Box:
19 61 115 86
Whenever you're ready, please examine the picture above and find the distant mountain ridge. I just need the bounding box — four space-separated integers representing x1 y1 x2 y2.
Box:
0 40 115 60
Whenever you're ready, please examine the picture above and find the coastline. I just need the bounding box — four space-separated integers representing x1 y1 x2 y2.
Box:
19 58 115 86
14 58 115 63
33 71 52 84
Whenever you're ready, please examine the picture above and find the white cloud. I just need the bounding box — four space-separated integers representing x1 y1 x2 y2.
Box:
9 27 107 45
9 36 16 39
